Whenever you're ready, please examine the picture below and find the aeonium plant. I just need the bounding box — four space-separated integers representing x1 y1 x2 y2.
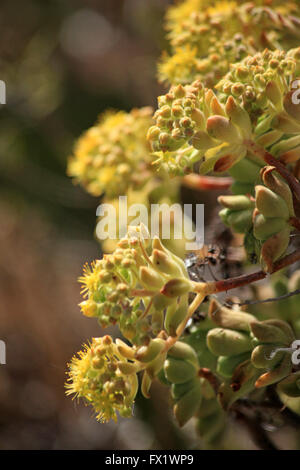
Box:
66 0 300 450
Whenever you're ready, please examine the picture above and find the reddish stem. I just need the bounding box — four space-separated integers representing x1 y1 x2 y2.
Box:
207 249 300 294
290 217 300 232
183 174 233 191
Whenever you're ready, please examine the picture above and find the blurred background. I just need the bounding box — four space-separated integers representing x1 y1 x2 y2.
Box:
0 0 212 450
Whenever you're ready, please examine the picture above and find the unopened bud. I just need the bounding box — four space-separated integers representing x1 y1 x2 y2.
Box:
160 278 191 298
207 328 252 356
255 185 289 220
140 266 164 290
164 357 197 384
135 338 165 363
206 116 241 143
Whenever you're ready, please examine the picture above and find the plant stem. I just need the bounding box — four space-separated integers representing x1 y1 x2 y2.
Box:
182 174 233 191
192 249 300 294
290 217 300 232
244 139 300 203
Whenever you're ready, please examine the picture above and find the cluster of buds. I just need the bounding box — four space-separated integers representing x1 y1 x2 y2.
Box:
218 194 254 234
253 166 294 271
159 0 300 86
163 339 225 443
218 166 294 270
149 47 300 177
66 335 138 422
148 80 250 175
205 299 297 410
217 49 300 116
79 225 191 346
67 108 153 198
250 318 294 388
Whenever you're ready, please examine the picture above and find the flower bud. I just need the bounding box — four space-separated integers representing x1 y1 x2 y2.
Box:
206 116 241 143
139 266 164 290
171 378 199 400
135 338 165 363
168 341 198 368
217 352 250 379
251 344 284 369
220 208 253 234
255 185 289 220
116 339 136 360
117 361 140 375
151 249 182 276
164 303 188 336
160 278 191 298
209 298 256 332
164 357 197 384
225 96 251 136
207 328 252 356
260 226 291 272
218 195 252 211
141 371 152 398
174 381 202 427
260 167 294 217
253 213 287 241
250 319 293 345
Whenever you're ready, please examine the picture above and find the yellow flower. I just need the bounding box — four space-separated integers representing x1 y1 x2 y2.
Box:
66 336 138 422
67 107 153 198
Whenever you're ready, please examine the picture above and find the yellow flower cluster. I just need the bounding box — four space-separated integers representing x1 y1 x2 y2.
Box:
68 107 153 198
66 335 138 422
159 0 300 86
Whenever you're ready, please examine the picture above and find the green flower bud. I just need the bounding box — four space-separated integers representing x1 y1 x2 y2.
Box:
253 213 287 241
260 226 291 272
251 344 284 369
209 298 256 332
135 338 165 363
225 208 253 234
151 249 182 277
174 381 202 427
218 195 252 211
141 370 152 398
139 266 164 290
207 328 252 356
160 278 192 298
255 185 289 220
206 116 241 143
261 167 295 217
250 319 293 345
164 357 197 384
217 352 250 379
168 341 198 368
117 361 140 375
171 378 199 400
225 96 251 137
